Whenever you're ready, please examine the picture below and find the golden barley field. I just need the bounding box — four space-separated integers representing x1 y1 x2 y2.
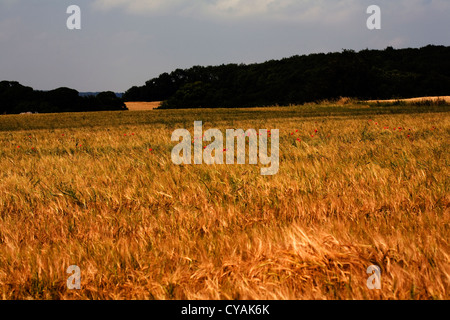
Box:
0 101 449 300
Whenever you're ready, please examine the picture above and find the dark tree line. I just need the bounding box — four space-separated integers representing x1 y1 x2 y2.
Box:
0 81 127 114
123 45 450 108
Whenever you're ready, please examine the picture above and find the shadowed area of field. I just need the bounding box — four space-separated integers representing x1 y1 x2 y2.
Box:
1 101 449 132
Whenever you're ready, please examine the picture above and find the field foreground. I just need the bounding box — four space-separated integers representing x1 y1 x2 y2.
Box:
0 103 448 299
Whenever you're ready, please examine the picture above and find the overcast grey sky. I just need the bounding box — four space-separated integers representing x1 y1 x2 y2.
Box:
1 0 449 92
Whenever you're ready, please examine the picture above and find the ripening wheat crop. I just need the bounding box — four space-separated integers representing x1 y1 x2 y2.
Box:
0 102 448 299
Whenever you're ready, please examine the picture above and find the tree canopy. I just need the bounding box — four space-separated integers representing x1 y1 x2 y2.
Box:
0 82 127 114
123 45 450 108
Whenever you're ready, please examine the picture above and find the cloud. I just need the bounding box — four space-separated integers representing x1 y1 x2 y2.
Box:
0 17 23 43
92 0 186 15
91 0 450 22
0 0 20 7
91 0 365 24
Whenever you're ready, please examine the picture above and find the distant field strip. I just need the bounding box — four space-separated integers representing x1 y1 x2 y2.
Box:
0 103 448 299
367 96 450 103
125 102 161 111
